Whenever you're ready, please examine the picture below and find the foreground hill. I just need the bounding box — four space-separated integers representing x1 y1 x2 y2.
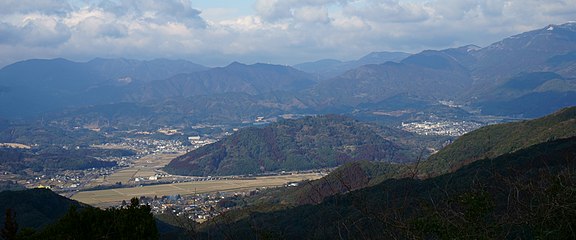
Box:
0 188 85 229
0 189 160 240
164 115 409 176
423 106 576 175
188 107 576 234
197 135 576 239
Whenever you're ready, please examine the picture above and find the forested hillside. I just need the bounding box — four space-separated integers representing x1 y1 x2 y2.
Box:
197 136 576 239
423 106 576 175
165 115 410 176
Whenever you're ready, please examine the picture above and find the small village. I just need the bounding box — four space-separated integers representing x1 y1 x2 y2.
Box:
138 190 254 223
401 120 483 136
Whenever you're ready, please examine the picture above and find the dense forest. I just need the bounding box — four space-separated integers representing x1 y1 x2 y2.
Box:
165 115 416 176
0 147 134 173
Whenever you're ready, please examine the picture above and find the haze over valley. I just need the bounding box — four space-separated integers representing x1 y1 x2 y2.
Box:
1 1 576 239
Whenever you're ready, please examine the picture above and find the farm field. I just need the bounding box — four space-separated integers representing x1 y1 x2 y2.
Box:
0 143 31 149
72 173 322 207
86 153 183 188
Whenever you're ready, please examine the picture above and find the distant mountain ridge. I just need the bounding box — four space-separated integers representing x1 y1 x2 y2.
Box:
0 58 208 117
309 48 473 106
2 23 576 120
293 51 410 79
310 22 576 117
125 62 315 102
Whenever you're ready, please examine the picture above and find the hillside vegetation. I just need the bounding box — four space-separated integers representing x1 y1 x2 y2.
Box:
197 136 576 239
165 115 410 176
423 106 576 175
0 189 86 229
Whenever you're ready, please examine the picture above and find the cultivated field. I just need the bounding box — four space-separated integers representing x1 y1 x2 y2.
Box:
0 143 31 149
72 173 322 207
86 153 182 187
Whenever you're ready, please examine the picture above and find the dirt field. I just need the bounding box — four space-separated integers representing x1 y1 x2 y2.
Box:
0 143 31 149
72 173 322 206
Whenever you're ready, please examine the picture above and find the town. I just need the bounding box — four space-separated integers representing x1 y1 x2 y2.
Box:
401 120 484 136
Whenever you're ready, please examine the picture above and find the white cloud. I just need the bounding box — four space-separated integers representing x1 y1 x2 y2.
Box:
0 13 71 47
292 6 331 24
0 0 575 68
0 0 71 15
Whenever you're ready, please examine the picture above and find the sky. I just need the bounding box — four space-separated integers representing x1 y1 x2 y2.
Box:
0 0 575 67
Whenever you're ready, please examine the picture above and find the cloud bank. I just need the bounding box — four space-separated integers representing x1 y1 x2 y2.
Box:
0 0 575 67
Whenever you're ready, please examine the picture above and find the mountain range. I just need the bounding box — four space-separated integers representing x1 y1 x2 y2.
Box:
0 58 207 117
1 22 575 122
124 62 316 102
293 51 411 79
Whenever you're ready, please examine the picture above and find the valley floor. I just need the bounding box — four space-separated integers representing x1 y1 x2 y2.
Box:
71 172 322 207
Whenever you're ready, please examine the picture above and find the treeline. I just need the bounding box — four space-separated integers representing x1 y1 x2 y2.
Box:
0 147 134 173
0 124 109 146
3 198 157 240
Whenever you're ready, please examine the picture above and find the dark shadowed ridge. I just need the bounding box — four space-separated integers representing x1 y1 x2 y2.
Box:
196 110 576 239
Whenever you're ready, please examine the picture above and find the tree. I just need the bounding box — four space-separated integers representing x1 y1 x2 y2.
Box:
1 208 18 240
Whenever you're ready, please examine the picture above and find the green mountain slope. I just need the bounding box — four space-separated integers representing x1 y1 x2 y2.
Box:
198 136 576 239
244 107 575 210
244 161 411 208
0 188 86 229
422 106 576 175
165 115 409 176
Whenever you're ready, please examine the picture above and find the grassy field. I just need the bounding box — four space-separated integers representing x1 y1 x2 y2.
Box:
72 173 322 207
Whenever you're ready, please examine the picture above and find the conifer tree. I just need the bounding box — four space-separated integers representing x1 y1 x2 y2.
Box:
1 208 18 240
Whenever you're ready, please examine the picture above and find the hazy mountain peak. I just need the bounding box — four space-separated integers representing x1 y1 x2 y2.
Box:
225 61 247 68
358 51 411 63
460 44 482 52
485 22 576 52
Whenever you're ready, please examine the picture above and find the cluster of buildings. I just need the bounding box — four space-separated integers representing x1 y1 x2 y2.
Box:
136 190 259 223
97 138 191 155
401 120 483 136
24 167 119 191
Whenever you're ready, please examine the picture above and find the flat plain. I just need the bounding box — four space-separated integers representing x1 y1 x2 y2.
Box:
86 153 182 188
72 173 322 207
